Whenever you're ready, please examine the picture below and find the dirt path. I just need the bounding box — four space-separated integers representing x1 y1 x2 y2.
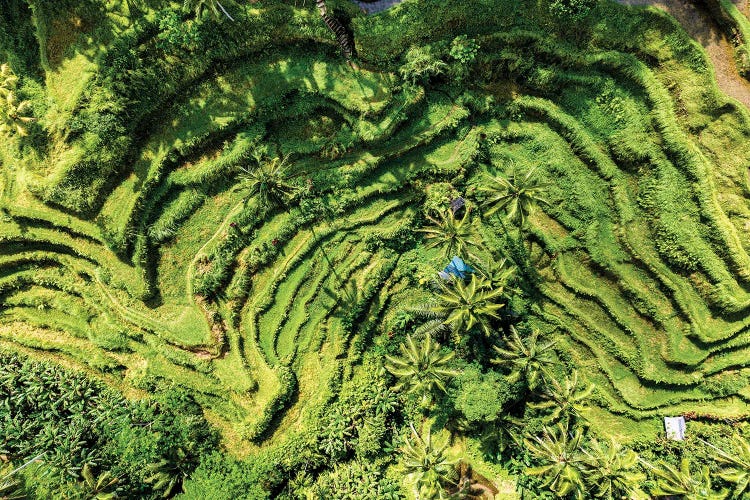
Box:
619 0 750 109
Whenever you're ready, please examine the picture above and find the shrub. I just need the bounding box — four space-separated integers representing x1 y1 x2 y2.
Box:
451 364 517 424
548 0 598 21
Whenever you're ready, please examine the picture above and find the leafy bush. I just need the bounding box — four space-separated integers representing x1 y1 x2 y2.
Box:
451 364 518 424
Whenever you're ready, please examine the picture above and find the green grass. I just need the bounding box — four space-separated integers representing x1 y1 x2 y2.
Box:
4 0 750 457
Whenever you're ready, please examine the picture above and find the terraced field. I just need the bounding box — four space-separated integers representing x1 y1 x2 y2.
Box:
3 0 750 454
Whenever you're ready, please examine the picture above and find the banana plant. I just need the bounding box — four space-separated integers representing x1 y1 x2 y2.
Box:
700 434 750 499
80 463 119 500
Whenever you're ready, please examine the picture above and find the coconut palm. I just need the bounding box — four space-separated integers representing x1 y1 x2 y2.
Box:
480 165 549 227
0 90 34 137
385 334 457 402
80 463 118 500
491 326 556 390
647 458 727 499
473 256 516 292
524 423 587 499
184 0 235 20
0 63 18 95
582 438 646 499
418 208 480 259
420 275 505 342
531 371 594 424
701 434 750 499
235 155 298 213
401 423 457 500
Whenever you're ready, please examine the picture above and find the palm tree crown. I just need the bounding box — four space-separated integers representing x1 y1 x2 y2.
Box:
524 423 587 499
531 370 594 424
236 155 298 213
385 334 457 399
492 326 556 390
480 164 549 226
418 208 480 259
1 91 34 137
647 458 727 499
582 438 646 499
428 275 505 341
401 423 457 500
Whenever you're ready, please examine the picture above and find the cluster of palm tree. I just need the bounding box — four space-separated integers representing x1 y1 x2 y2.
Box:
525 425 647 499
412 161 550 340
0 63 34 137
524 423 750 498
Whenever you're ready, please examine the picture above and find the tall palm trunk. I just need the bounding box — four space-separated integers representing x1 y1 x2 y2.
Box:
316 0 354 60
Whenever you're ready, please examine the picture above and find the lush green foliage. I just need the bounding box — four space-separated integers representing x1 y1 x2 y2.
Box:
2 0 750 497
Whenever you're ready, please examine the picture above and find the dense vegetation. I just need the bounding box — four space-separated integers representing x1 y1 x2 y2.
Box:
2 0 750 497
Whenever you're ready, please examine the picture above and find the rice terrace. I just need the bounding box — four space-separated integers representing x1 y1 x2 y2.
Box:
6 0 750 497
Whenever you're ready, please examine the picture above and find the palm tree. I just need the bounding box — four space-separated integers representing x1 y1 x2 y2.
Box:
385 335 457 403
479 165 549 227
0 63 18 95
582 438 646 499
424 275 505 342
80 463 118 500
647 458 727 499
401 423 457 500
701 434 750 498
184 0 235 21
492 326 556 390
474 256 516 291
418 208 480 259
524 423 587 499
531 371 594 424
235 155 298 213
0 90 34 137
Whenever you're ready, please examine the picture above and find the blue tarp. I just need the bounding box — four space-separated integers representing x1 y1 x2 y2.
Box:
438 256 473 280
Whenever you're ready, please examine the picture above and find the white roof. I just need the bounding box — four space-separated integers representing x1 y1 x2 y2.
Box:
664 416 686 441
